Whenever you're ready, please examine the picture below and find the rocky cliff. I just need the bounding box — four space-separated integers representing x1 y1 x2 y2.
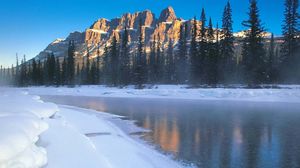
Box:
36 7 194 61
35 6 272 62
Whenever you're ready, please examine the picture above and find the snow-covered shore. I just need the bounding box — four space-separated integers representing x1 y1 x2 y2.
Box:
0 88 58 167
2 85 300 167
26 85 300 103
0 88 183 168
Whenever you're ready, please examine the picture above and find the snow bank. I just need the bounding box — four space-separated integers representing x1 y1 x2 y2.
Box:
26 85 300 103
0 88 58 168
1 87 183 168
39 105 183 168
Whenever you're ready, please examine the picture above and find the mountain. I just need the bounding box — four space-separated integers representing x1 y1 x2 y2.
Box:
35 6 275 62
35 6 198 61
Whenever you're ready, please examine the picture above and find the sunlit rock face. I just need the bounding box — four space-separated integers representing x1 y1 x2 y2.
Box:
35 6 191 61
158 6 177 23
34 6 274 63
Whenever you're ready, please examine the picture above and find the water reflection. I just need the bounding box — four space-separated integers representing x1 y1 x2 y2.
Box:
42 96 300 168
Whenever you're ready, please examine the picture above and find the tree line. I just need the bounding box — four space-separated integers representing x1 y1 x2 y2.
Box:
1 0 299 88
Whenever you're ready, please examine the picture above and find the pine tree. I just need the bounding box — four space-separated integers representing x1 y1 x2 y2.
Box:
220 1 235 83
102 44 111 84
267 34 279 84
85 46 91 84
120 27 131 86
67 41 75 86
37 60 43 85
76 63 81 84
96 43 101 84
48 53 56 85
199 8 208 84
148 36 157 83
90 60 97 84
21 55 28 86
15 54 20 86
44 55 50 85
110 34 120 86
54 57 61 86
190 16 200 85
10 64 15 85
166 39 175 83
280 0 300 83
135 19 146 88
241 0 266 86
62 57 67 85
32 58 38 85
156 35 164 83
206 18 218 86
175 23 188 84
81 56 86 85
0 65 3 85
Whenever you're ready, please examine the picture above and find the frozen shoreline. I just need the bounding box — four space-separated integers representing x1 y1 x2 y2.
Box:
25 85 300 103
2 85 300 167
0 88 183 168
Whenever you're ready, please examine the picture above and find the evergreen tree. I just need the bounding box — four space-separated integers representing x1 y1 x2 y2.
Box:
110 34 120 86
135 19 146 88
175 23 188 84
20 55 28 86
0 66 3 85
267 34 279 83
96 43 101 84
81 56 86 84
199 8 208 84
37 60 43 85
165 39 175 83
67 41 75 85
10 64 15 85
190 16 200 84
156 35 164 83
85 46 91 84
48 53 56 85
61 57 67 85
120 27 131 86
90 60 97 84
206 18 219 85
220 1 235 83
32 58 38 85
148 36 157 83
54 57 61 86
241 0 266 86
280 0 300 83
15 54 20 86
76 63 81 84
43 55 50 85
102 44 111 84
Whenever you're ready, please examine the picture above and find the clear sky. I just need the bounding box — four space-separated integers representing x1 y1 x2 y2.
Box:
0 0 286 67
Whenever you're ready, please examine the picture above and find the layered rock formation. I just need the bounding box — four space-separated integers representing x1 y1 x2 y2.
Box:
35 6 272 62
36 6 192 61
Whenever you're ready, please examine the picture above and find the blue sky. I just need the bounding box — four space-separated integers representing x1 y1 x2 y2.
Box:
0 0 285 67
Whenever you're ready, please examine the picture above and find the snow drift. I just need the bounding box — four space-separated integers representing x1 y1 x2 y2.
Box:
0 88 58 168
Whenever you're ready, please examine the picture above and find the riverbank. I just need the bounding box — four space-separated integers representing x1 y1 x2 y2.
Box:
25 85 300 103
0 88 183 168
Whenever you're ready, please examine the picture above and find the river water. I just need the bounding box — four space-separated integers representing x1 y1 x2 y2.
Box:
41 95 300 168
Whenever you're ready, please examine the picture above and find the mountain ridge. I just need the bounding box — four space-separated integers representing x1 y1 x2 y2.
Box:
35 6 273 62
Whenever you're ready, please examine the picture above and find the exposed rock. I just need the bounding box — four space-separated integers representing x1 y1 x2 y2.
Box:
90 18 110 31
66 31 85 44
158 6 177 23
34 6 273 64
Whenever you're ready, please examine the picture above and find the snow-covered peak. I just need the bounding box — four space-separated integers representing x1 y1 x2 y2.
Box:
51 38 65 45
